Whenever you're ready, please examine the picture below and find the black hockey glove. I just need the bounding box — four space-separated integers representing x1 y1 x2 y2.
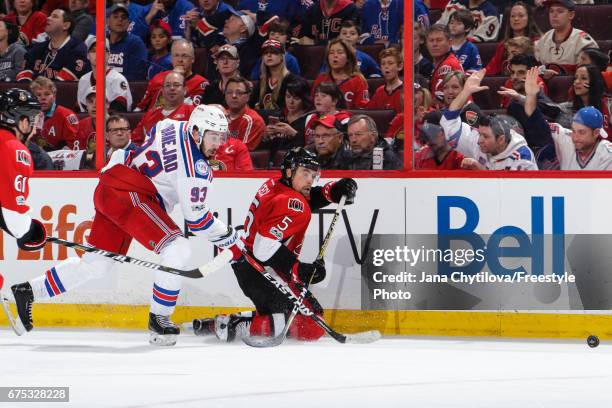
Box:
330 178 357 204
17 219 47 251
296 259 326 285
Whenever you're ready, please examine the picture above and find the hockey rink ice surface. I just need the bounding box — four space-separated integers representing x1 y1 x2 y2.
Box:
1 329 612 407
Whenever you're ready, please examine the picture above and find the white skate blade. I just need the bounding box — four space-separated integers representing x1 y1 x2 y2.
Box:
149 332 177 346
0 291 25 336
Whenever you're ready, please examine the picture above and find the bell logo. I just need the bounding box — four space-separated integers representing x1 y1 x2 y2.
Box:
437 196 565 277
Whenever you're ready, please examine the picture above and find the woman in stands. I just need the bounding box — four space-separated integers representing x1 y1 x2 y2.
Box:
313 38 370 109
146 19 173 80
440 71 482 126
304 81 352 148
262 77 314 150
4 0 46 46
485 2 541 75
558 64 610 133
254 39 297 111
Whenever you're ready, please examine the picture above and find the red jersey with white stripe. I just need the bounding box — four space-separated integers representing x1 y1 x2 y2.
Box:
367 82 403 113
38 104 80 151
0 129 33 215
213 137 253 171
136 70 209 111
227 107 266 151
431 52 463 102
243 178 311 262
313 73 370 109
131 103 195 145
118 118 228 239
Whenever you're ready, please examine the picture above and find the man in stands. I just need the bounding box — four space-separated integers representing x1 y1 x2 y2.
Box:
76 86 97 169
106 115 136 161
312 115 351 170
522 66 612 170
346 114 401 170
78 37 132 113
136 39 208 111
132 72 195 145
203 44 240 105
415 121 465 170
107 3 148 81
140 0 195 38
441 69 538 170
68 0 94 42
435 0 500 42
224 76 266 150
215 8 260 79
426 24 463 104
535 0 598 75
298 0 359 45
30 77 80 152
17 9 88 82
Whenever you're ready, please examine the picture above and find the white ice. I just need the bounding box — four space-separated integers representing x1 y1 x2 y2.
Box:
1 329 611 408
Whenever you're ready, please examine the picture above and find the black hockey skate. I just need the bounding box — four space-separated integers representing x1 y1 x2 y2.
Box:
148 313 180 346
214 313 252 342
11 283 34 333
192 318 215 336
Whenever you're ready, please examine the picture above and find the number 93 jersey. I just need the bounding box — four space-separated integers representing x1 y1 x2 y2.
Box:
127 118 226 238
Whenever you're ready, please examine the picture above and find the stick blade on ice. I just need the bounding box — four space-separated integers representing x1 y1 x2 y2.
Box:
242 335 285 348
343 330 382 344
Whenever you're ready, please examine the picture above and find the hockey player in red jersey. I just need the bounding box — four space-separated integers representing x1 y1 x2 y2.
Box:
8 105 245 346
0 89 47 253
192 148 357 342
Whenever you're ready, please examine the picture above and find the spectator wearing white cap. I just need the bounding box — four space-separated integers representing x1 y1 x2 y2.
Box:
523 66 612 170
76 85 98 169
77 37 132 113
203 44 240 105
215 8 263 79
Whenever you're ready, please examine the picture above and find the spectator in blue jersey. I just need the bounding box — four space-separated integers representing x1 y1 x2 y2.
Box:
250 19 301 80
106 0 149 41
435 0 500 43
414 24 433 79
146 19 173 80
359 0 403 45
448 9 482 74
137 0 195 39
319 20 381 79
415 0 430 28
68 0 93 42
107 3 147 81
184 0 234 50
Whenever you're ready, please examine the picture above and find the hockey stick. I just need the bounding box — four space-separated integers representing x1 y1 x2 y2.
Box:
46 237 233 279
0 291 25 336
244 196 347 348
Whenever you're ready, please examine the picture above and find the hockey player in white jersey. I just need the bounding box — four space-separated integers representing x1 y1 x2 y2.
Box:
9 105 244 346
440 69 538 170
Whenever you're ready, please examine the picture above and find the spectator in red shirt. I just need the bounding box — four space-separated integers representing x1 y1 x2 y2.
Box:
136 39 208 111
4 0 47 46
415 121 465 170
224 76 265 150
368 47 403 113
213 138 254 171
426 24 463 104
313 37 369 109
30 76 80 151
485 1 541 76
132 71 195 145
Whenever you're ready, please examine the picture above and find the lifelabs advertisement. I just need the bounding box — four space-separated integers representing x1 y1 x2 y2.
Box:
363 195 612 311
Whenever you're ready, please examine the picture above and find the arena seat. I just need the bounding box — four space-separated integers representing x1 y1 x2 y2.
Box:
249 150 271 170
123 112 144 131
367 77 385 96
130 81 148 107
546 75 574 103
289 45 325 80
348 109 395 135
597 40 611 55
476 42 499 67
534 5 612 40
0 81 79 111
193 47 208 77
472 76 508 109
271 149 287 168
356 44 385 62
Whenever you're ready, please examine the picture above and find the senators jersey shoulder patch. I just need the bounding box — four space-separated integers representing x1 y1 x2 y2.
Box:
16 150 31 165
288 197 304 212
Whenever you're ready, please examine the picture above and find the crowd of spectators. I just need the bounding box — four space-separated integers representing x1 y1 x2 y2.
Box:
414 0 612 170
2 0 404 171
